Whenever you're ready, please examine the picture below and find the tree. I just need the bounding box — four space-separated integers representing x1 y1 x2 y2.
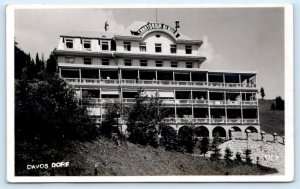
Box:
199 136 209 157
224 147 233 165
234 152 243 164
15 73 99 145
46 53 57 75
15 41 30 79
100 102 122 139
210 145 221 161
177 125 195 153
35 53 43 73
260 87 265 100
275 96 284 110
243 149 252 165
159 123 178 151
126 89 164 148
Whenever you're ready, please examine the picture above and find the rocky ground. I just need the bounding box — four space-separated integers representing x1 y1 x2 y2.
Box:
218 136 285 175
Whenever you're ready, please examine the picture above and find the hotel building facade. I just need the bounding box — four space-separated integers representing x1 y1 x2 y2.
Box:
54 21 260 138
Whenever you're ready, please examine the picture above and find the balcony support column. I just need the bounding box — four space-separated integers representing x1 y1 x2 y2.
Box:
241 107 244 125
173 71 175 82
257 107 260 124
79 68 82 82
239 74 242 87
225 106 228 124
206 72 209 86
190 72 192 82
99 69 101 80
155 70 158 81
223 73 225 87
59 68 62 78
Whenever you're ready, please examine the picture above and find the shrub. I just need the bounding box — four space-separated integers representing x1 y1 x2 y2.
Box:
234 152 243 164
199 136 209 157
159 123 178 151
210 146 221 161
243 149 252 165
224 147 233 165
177 125 195 153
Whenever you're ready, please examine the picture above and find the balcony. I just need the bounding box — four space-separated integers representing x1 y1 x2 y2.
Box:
209 100 225 106
211 118 226 124
242 101 258 106
243 119 259 124
227 118 242 124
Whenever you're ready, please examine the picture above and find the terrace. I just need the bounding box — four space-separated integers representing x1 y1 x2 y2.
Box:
60 68 257 89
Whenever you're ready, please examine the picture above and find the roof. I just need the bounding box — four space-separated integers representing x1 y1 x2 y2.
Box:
61 21 194 41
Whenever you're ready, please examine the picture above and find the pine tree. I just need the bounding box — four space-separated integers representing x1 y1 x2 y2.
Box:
260 87 265 100
243 149 252 165
210 145 221 161
234 152 243 164
46 53 57 75
224 147 233 165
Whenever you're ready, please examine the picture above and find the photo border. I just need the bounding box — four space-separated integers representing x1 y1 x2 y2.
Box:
6 3 294 183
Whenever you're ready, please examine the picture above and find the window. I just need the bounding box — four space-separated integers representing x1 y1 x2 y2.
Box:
102 59 109 66
170 44 177 54
185 45 192 54
140 60 147 67
83 40 91 50
139 43 146 52
171 61 177 68
124 42 131 51
65 57 74 63
155 43 162 53
186 62 193 68
65 38 73 49
101 40 109 51
156 61 163 67
84 57 92 65
124 59 132 66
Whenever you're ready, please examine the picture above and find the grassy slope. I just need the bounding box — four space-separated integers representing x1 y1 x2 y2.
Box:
259 99 285 136
16 138 277 176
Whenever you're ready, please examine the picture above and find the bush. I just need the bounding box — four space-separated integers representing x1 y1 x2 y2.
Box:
199 137 209 157
234 152 243 164
210 146 221 161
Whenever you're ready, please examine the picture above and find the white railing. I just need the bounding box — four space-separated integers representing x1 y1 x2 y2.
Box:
193 99 208 104
208 82 224 87
243 119 259 124
241 83 256 88
242 101 258 106
101 98 119 104
64 78 81 83
227 119 242 124
122 79 137 84
211 118 225 123
193 118 210 123
162 99 176 104
225 83 241 88
226 100 241 105
209 100 225 105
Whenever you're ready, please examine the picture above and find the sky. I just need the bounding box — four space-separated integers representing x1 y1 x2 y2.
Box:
14 7 285 99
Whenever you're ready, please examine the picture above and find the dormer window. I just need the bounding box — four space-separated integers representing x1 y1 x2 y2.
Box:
185 45 192 54
186 62 193 68
124 59 132 66
65 38 74 49
83 39 91 50
156 61 163 67
155 43 162 53
170 44 177 54
139 43 146 52
101 40 109 51
124 42 131 51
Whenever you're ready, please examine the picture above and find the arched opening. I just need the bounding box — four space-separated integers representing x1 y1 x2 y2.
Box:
231 126 242 132
178 126 195 153
212 126 226 137
245 126 258 133
195 126 209 137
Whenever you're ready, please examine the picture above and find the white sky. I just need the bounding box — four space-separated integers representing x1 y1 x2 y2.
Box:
14 8 284 99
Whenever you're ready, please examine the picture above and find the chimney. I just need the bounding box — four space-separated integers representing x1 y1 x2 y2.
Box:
175 20 180 31
105 21 109 31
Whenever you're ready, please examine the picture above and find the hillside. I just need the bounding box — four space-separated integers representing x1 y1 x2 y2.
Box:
16 138 277 176
259 99 285 136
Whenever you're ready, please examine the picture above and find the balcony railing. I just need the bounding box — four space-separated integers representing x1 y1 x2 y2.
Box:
226 100 241 106
209 100 225 105
243 119 259 124
63 77 256 89
211 118 226 123
242 101 258 106
227 118 242 124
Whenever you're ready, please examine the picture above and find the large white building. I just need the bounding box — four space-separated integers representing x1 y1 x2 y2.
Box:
54 21 260 138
